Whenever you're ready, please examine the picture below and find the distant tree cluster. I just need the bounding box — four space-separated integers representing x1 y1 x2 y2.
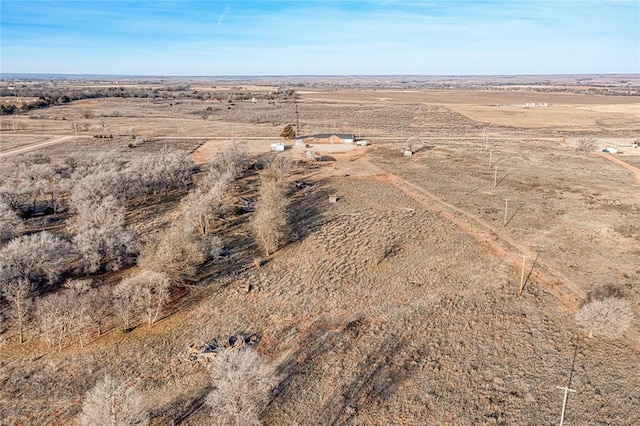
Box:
0 84 298 115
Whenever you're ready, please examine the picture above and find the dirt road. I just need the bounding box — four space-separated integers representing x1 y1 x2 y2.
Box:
333 153 587 310
0 135 77 159
597 152 640 182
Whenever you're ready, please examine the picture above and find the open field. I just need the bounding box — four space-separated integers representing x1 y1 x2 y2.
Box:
0 77 639 425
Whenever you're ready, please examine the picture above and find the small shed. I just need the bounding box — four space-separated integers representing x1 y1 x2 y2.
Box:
403 150 413 157
271 142 285 152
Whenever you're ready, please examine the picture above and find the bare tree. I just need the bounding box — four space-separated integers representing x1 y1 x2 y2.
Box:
1 279 32 344
261 154 291 183
0 184 30 212
113 279 141 332
79 375 148 426
0 201 22 243
575 297 634 338
180 179 226 236
36 292 72 351
210 139 249 179
71 195 125 234
0 231 72 286
120 270 170 327
87 286 113 337
64 279 93 347
73 227 138 274
124 148 193 198
576 137 598 152
206 348 278 426
252 167 288 257
137 227 205 283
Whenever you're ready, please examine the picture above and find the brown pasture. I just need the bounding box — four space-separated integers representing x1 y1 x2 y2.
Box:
0 80 639 425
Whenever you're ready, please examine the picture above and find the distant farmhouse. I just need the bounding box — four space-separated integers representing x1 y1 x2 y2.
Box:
295 133 355 145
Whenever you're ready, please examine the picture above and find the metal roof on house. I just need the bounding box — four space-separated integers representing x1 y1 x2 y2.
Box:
296 133 355 140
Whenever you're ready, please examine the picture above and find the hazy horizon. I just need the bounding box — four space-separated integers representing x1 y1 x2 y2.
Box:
2 1 638 76
2 72 638 80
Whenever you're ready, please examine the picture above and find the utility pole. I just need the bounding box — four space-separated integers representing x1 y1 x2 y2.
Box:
489 150 493 167
518 255 526 295
556 386 576 426
493 166 498 188
503 199 509 227
295 102 299 136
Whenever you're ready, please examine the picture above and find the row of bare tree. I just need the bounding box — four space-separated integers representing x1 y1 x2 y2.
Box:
1 138 293 350
79 347 277 425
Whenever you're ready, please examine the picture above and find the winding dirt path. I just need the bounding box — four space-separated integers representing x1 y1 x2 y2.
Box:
597 152 640 182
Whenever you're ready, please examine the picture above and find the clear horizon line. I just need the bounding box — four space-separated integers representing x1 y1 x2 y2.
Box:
2 72 639 80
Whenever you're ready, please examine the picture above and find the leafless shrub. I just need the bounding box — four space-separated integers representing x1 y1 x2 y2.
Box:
202 235 224 260
206 348 278 426
79 375 148 426
405 137 424 153
1 279 32 344
576 137 598 152
137 227 204 283
0 201 22 243
575 297 634 338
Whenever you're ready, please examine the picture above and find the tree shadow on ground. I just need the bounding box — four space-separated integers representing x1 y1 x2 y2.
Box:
287 180 332 243
269 316 424 425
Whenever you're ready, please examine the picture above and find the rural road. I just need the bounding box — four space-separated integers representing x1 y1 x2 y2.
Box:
597 152 640 182
0 135 78 159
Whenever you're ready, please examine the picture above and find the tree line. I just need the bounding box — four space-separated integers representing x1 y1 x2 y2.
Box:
0 141 292 350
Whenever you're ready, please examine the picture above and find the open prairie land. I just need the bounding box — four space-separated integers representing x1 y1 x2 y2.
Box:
0 77 639 425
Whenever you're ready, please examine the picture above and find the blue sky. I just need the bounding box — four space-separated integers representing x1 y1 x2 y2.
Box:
1 0 638 75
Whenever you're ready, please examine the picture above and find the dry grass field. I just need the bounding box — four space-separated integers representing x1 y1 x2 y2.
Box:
0 76 639 425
